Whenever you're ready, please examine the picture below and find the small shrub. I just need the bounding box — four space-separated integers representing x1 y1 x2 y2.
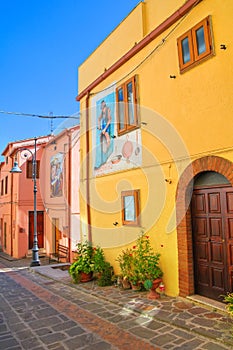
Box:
223 293 233 316
97 262 114 287
116 233 163 287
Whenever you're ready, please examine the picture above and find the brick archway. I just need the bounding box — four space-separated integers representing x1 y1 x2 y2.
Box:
176 156 233 297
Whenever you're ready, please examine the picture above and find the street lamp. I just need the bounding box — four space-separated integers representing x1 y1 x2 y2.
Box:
10 137 40 266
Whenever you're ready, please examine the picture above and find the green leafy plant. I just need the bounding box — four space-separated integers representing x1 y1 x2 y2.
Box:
93 246 107 273
97 261 114 287
223 293 233 316
69 241 95 283
143 279 153 290
116 248 133 281
116 233 163 288
69 241 114 285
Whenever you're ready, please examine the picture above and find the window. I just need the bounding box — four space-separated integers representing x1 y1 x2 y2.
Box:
1 179 3 196
5 177 7 195
27 160 40 178
4 222 7 249
121 190 140 226
116 76 139 136
177 16 213 72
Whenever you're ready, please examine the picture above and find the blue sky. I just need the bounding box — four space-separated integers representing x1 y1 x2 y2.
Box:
0 0 140 160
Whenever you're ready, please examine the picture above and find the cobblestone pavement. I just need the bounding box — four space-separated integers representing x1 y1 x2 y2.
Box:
0 253 233 349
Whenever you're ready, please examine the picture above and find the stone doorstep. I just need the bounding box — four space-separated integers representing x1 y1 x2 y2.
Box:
186 294 227 314
0 252 17 261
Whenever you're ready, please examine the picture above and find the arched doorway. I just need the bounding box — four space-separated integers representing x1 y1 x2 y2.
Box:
191 171 232 300
176 156 233 300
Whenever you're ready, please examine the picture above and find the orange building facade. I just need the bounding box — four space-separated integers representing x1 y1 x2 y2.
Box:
0 136 50 258
40 125 80 261
0 126 80 261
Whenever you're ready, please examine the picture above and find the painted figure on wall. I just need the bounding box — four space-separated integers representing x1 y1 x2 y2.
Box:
92 86 142 176
94 93 115 170
97 100 112 153
50 153 63 197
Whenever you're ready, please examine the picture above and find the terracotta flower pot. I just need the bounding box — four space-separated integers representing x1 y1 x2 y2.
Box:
147 278 162 299
80 272 93 283
130 282 142 291
121 277 131 289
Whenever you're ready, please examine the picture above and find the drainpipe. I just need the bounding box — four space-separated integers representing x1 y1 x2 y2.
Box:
68 130 72 261
10 157 14 256
86 91 92 242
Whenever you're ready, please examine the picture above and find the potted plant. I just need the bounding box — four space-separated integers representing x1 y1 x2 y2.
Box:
69 241 95 283
96 261 114 286
93 246 114 286
223 293 233 316
143 277 163 299
116 248 134 289
93 246 107 275
116 233 163 293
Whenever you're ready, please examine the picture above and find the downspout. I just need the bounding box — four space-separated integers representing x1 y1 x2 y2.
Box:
10 157 14 256
86 91 92 242
68 130 72 261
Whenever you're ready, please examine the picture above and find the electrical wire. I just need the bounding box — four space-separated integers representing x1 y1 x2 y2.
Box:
0 110 80 119
90 0 201 96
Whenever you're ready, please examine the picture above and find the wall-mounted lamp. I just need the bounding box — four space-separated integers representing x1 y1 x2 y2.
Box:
113 222 119 226
170 75 176 79
220 44 227 50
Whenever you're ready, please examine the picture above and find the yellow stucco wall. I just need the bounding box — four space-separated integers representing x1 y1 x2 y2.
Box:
78 0 233 296
78 2 145 92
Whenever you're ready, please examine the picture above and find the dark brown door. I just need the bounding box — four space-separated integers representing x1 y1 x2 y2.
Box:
29 211 44 249
192 186 233 301
52 218 60 253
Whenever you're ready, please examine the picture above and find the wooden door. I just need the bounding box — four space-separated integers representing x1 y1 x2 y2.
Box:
192 186 233 300
29 211 44 249
52 218 60 253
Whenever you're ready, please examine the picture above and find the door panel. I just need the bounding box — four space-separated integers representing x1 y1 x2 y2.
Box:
194 193 206 213
226 192 233 213
52 218 60 253
208 192 221 213
29 211 44 249
225 189 233 291
192 186 232 300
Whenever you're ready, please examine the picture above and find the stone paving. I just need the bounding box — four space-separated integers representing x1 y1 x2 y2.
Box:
0 253 233 349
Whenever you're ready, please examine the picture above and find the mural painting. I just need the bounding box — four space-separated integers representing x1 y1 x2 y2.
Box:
50 153 63 197
92 87 142 177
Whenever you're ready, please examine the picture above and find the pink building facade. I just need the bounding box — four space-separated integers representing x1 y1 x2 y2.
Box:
0 127 80 261
0 136 50 258
40 126 80 261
